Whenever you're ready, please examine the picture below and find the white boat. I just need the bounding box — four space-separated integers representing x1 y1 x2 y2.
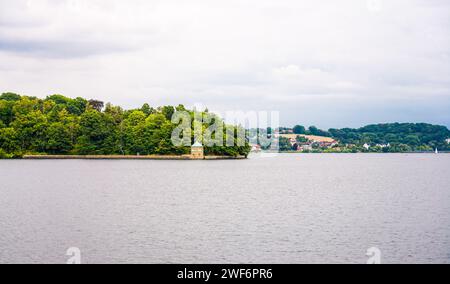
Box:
435 148 439 154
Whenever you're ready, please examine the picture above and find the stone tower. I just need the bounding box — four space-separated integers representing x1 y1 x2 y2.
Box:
191 141 204 159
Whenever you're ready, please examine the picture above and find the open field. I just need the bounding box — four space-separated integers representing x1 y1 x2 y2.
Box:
276 134 336 143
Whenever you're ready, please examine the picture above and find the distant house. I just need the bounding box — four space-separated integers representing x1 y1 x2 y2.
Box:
319 141 337 148
363 143 370 150
376 143 390 148
446 138 450 144
301 144 313 151
251 144 261 152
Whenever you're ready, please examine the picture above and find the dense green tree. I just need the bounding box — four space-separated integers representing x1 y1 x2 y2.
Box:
0 100 14 125
176 104 186 112
75 110 118 154
68 97 88 115
104 103 124 124
279 137 292 151
12 97 41 116
88 100 104 112
293 125 306 134
296 135 309 143
140 103 155 116
142 113 175 154
0 127 19 153
45 95 88 116
45 122 73 154
122 110 147 155
0 92 21 102
328 123 450 152
307 125 331 137
159 106 175 121
46 94 71 105
11 110 48 152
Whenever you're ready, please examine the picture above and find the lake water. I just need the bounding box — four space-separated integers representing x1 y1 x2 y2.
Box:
0 154 449 264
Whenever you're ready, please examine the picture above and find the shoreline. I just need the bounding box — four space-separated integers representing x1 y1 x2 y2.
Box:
21 155 247 160
2 153 446 160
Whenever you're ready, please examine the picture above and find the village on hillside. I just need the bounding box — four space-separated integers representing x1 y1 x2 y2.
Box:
276 133 337 152
250 127 340 153
251 133 339 153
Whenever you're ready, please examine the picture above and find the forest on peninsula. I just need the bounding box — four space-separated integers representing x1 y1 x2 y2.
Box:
0 93 250 158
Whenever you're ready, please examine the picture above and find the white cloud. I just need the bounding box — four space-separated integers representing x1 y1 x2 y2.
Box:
0 0 449 128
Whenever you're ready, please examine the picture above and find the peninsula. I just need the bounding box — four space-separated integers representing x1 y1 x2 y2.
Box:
0 93 250 159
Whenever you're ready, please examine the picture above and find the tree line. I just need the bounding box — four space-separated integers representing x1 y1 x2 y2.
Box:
288 123 450 152
0 93 250 158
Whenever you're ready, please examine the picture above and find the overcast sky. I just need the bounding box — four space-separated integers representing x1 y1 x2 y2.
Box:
1 0 449 128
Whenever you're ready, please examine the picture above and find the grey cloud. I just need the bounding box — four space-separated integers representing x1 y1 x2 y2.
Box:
0 0 158 58
0 0 449 128
0 38 138 58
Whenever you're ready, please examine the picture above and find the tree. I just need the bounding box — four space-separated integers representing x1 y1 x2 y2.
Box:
0 100 14 125
0 127 19 153
296 135 308 143
176 104 186 112
142 113 171 154
88 100 104 112
68 97 88 115
45 95 88 116
279 137 292 151
46 94 71 105
140 103 155 116
104 103 124 124
0 92 21 102
11 110 48 152
12 97 40 116
293 125 306 134
75 110 118 154
307 125 331 137
308 126 319 135
404 134 420 147
159 106 175 121
45 122 73 154
123 110 147 155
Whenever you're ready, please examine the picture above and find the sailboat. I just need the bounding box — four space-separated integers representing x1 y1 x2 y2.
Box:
435 148 439 154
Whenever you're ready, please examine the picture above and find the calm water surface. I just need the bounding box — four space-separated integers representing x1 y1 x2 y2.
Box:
0 154 449 264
